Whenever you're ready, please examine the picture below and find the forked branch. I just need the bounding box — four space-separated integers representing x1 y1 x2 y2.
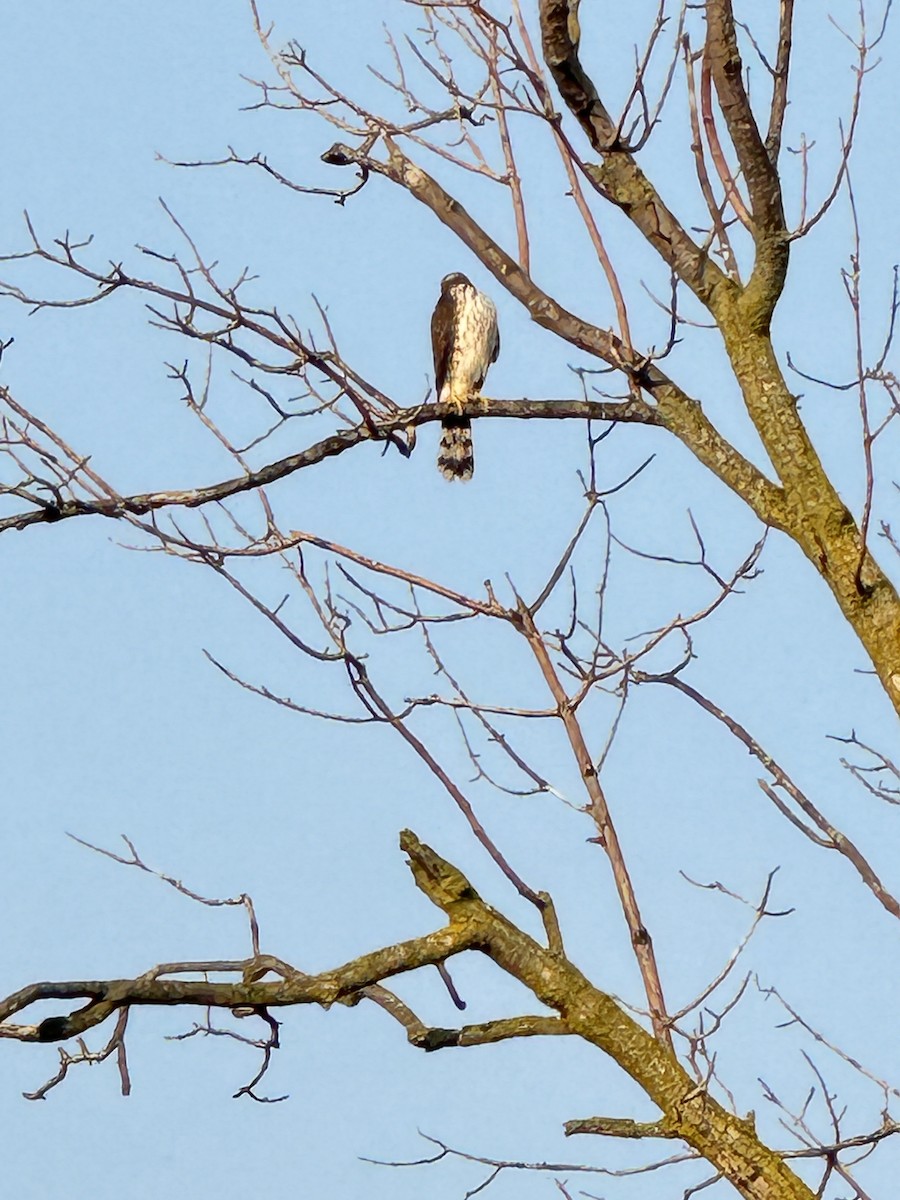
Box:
0 830 817 1200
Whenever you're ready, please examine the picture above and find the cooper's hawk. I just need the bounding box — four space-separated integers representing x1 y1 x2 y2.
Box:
431 272 500 481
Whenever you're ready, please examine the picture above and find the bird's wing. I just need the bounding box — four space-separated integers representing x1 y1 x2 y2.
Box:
431 288 455 398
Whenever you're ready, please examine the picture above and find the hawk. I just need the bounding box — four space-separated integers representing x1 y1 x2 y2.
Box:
431 272 500 481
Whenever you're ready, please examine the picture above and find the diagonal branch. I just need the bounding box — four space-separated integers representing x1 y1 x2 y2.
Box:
638 671 900 920
705 0 790 329
401 832 815 1200
514 602 672 1048
536 0 733 314
0 395 653 535
765 0 795 162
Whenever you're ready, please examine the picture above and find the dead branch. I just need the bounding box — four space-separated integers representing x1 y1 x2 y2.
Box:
1 831 816 1200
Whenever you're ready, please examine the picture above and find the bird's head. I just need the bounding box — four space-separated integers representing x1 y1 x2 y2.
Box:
440 271 472 292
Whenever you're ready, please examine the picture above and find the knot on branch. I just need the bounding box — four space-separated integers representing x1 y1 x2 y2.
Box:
413 1026 461 1052
37 1016 72 1042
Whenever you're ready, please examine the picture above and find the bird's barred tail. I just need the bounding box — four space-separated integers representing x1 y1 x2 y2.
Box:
438 416 474 481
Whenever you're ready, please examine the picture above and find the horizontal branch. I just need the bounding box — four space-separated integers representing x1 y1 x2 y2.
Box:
0 919 477 1043
412 1014 571 1051
1 397 655 534
565 1116 680 1139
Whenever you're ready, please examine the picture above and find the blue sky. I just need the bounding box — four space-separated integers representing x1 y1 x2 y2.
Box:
1 3 900 1197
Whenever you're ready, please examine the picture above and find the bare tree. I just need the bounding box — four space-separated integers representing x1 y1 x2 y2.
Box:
2 3 900 1198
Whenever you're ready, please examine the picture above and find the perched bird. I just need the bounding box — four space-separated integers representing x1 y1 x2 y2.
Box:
430 272 500 481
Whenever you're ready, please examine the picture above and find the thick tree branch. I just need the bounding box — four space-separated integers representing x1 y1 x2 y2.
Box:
705 0 790 329
0 824 819 1200
536 0 734 315
507 3 900 717
401 832 815 1200
0 919 478 1044
716 324 900 718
